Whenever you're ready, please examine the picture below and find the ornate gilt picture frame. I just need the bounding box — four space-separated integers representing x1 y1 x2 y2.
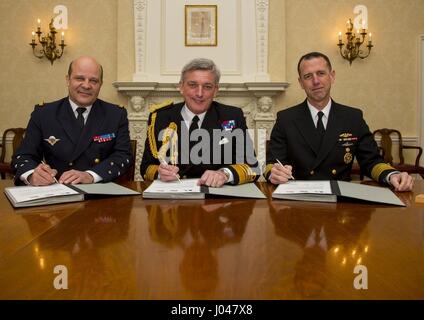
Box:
185 5 217 46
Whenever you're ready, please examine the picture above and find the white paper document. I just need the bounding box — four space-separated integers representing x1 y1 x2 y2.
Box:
4 184 83 208
5 182 141 208
143 179 203 199
273 180 336 202
143 179 266 199
7 184 80 202
275 181 333 194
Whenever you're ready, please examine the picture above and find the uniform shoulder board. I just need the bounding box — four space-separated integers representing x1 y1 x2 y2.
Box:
37 101 45 107
148 99 174 114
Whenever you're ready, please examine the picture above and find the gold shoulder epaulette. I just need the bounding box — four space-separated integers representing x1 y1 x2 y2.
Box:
149 99 174 113
38 101 45 107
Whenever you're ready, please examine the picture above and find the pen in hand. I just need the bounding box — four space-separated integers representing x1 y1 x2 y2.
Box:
41 160 59 184
158 157 182 183
276 159 295 180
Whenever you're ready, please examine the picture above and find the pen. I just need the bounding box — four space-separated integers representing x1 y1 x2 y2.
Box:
276 159 295 180
41 160 59 184
159 157 182 183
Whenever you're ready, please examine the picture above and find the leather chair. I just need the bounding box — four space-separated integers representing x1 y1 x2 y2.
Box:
372 128 424 178
0 128 26 179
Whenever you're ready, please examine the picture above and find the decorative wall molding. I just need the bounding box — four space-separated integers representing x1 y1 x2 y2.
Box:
122 0 281 180
255 0 269 81
133 0 148 80
132 0 272 83
114 82 287 96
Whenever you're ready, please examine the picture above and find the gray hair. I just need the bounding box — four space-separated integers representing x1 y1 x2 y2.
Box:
180 58 221 84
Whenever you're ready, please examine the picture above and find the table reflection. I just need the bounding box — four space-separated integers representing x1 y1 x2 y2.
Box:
146 200 254 295
269 201 373 298
19 197 133 297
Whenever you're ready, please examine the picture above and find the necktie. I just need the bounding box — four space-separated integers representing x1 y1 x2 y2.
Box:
76 107 87 129
316 111 325 148
189 115 200 136
189 115 200 161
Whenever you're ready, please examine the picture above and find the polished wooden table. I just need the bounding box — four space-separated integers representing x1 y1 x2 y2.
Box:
0 180 423 300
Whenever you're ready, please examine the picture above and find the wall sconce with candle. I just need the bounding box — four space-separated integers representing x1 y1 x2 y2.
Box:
337 18 373 65
29 18 66 65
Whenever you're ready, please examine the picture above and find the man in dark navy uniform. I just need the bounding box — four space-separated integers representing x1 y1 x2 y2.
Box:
12 56 132 186
265 52 413 192
140 58 259 187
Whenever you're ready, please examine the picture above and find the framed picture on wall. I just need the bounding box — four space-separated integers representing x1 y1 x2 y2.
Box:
185 5 217 46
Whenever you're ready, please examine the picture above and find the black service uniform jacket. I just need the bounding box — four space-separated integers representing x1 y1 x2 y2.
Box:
265 100 395 183
12 97 133 184
140 101 259 184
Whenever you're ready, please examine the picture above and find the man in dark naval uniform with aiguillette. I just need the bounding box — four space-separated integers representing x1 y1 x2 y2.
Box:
140 58 259 188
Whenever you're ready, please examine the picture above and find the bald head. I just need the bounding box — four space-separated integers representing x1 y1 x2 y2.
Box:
66 56 103 107
67 56 103 83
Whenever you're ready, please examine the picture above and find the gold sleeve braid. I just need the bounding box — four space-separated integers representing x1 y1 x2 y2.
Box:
263 164 274 180
230 164 257 184
371 163 395 181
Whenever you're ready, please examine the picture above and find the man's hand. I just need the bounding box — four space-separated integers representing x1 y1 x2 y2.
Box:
28 163 58 186
59 170 94 184
269 163 293 185
198 170 228 188
158 163 180 182
389 172 414 192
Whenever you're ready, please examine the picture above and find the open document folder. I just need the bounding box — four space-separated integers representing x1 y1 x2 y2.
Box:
4 182 140 208
142 178 266 199
272 180 405 206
